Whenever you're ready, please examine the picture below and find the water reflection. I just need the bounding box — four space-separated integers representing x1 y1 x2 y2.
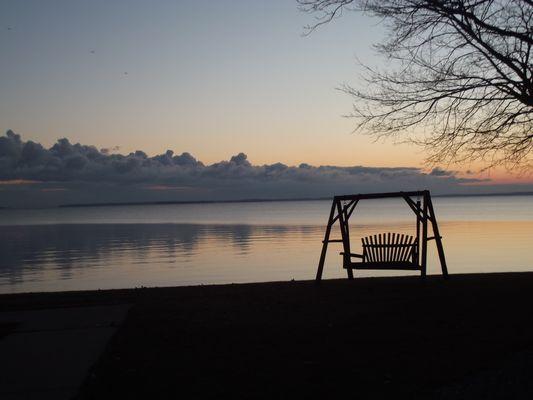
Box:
0 224 323 293
1 221 532 294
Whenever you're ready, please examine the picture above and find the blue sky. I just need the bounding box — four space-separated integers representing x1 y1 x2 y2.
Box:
0 1 531 207
0 0 394 166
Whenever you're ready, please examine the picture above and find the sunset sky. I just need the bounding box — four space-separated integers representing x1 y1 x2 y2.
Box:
1 1 532 207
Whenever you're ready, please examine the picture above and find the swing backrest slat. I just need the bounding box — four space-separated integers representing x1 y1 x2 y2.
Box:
361 233 416 264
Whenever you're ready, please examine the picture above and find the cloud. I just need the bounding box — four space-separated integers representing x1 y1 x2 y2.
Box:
429 167 454 177
0 130 493 207
0 179 41 185
100 146 120 154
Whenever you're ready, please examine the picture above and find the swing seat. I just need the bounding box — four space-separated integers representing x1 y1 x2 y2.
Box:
341 233 420 270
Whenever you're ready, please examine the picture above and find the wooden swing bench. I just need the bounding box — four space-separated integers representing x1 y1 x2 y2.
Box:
341 233 420 271
316 190 448 280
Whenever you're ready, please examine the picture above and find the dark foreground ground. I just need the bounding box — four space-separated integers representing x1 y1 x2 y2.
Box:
2 273 533 399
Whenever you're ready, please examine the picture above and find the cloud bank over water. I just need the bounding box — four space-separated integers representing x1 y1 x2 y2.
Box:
0 130 517 208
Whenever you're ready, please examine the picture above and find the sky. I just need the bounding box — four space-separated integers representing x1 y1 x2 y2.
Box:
0 0 532 207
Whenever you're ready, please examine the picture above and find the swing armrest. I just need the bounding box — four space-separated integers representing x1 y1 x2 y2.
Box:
340 252 364 259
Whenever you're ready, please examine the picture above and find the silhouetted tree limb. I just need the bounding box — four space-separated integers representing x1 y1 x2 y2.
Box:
298 0 533 169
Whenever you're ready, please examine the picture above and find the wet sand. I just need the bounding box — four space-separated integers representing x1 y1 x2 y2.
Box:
2 272 533 399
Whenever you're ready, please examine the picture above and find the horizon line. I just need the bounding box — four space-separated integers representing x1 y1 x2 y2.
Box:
2 190 533 210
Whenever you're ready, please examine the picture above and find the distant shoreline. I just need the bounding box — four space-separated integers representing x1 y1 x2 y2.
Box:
58 190 533 208
0 191 532 210
58 197 331 208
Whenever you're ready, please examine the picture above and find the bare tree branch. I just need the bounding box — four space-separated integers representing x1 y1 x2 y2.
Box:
298 0 533 170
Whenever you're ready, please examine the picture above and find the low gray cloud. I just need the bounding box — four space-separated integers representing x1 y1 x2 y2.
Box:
429 167 455 177
0 130 491 208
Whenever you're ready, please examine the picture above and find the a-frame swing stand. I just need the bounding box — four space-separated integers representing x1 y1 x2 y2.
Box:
316 190 448 281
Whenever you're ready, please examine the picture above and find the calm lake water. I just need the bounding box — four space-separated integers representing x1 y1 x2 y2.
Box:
1 195 532 293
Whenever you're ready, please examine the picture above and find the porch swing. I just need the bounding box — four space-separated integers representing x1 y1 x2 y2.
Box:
316 190 449 280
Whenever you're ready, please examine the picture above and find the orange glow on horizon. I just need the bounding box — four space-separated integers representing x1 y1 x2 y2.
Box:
0 179 41 185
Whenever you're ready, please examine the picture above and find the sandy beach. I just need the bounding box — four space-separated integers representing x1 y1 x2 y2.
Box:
1 272 533 399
